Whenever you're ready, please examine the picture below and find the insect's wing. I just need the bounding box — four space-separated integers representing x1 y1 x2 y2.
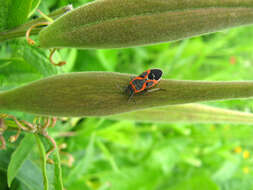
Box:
138 70 150 79
131 78 146 92
145 80 158 89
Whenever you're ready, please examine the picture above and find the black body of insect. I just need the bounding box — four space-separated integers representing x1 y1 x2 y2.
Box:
125 69 163 101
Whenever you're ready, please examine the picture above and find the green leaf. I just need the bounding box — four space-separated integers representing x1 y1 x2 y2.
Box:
169 175 219 190
35 135 49 190
96 50 119 71
0 59 12 69
67 133 96 183
29 0 41 17
96 121 137 146
7 133 35 187
0 0 9 31
60 49 77 72
53 147 64 190
0 151 44 190
16 160 44 190
98 167 162 190
0 57 41 90
0 170 8 190
0 41 59 90
96 139 119 172
22 44 59 77
0 148 13 171
7 0 34 29
0 148 44 190
212 159 240 183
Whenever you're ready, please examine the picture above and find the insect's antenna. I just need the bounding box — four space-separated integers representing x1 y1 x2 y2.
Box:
128 93 134 103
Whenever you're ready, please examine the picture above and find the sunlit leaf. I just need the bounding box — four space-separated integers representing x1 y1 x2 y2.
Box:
53 147 64 190
7 133 35 187
67 133 96 183
35 135 49 190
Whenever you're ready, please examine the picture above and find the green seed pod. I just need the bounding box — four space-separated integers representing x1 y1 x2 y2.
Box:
39 0 253 49
109 104 253 124
1 72 253 117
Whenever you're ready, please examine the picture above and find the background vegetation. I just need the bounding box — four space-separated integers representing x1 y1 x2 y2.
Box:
1 0 253 190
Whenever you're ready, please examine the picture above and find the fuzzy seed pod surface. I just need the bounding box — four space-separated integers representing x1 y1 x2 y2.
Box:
39 0 253 49
1 72 253 117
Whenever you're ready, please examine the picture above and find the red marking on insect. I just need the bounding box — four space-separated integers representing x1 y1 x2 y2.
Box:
125 69 163 101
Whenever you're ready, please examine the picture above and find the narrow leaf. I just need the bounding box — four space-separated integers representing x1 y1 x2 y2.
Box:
0 0 9 31
35 135 49 190
96 139 119 172
7 133 35 187
53 147 64 190
28 0 41 17
0 149 44 190
108 104 253 124
0 59 11 69
169 175 219 190
67 133 96 183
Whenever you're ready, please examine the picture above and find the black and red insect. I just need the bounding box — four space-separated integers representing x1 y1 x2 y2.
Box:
125 69 163 101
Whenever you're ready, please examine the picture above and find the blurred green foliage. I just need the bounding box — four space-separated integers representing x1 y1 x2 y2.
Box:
1 0 253 190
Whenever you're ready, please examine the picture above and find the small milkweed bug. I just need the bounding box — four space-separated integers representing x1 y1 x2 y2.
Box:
125 69 163 101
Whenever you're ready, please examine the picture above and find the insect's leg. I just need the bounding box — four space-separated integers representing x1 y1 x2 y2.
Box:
128 92 134 103
116 76 135 93
146 87 166 93
138 89 148 95
127 93 137 104
116 82 132 94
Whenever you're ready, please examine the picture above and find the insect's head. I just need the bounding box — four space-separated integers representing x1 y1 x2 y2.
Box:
148 69 163 81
